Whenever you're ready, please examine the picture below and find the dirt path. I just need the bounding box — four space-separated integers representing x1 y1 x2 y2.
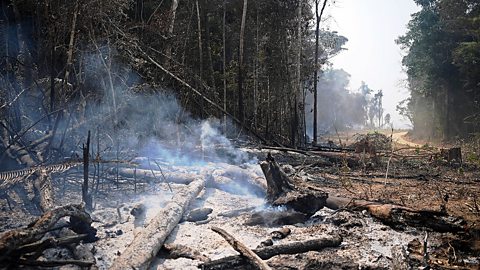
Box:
391 131 424 148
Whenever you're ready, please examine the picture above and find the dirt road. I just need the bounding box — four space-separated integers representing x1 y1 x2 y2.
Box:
391 131 424 148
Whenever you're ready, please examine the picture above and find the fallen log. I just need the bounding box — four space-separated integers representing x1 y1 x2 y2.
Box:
326 196 466 233
0 204 93 264
260 154 327 215
113 167 266 196
200 235 342 270
110 179 205 270
211 227 272 270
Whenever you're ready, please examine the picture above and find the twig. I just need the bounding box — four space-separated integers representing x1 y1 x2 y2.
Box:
154 160 173 193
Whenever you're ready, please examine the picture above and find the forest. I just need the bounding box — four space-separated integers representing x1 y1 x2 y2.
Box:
0 0 479 269
397 0 480 140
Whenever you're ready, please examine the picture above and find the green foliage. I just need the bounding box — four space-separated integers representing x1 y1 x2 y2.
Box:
397 0 480 139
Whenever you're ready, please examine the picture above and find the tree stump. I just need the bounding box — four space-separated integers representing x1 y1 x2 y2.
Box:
259 154 327 216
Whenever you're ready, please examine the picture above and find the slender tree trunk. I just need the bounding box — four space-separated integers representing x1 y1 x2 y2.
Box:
63 1 79 90
203 3 217 96
195 0 204 116
253 7 259 131
313 0 328 145
165 0 179 66
296 1 303 147
223 0 227 133
238 0 248 124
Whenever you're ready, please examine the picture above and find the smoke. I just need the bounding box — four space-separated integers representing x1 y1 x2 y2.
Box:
305 68 369 140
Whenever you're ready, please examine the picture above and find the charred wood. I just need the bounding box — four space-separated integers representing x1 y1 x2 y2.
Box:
326 196 466 233
0 204 93 265
260 155 327 215
211 226 272 270
200 236 342 270
110 179 205 270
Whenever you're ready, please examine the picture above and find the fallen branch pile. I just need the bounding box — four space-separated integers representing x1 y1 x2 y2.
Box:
0 204 95 268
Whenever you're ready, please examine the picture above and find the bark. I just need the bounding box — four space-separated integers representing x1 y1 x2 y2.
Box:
326 196 466 233
211 226 272 270
200 236 342 270
110 179 205 270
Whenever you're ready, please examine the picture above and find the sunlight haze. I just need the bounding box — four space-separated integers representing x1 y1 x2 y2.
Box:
327 0 420 129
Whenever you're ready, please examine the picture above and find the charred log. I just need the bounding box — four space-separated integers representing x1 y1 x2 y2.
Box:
326 196 466 233
200 235 342 270
110 179 205 270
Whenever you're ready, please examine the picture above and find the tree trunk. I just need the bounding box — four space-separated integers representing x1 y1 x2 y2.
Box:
313 0 328 144
296 0 303 146
110 179 205 270
260 155 327 215
82 131 92 211
238 0 248 123
222 0 227 132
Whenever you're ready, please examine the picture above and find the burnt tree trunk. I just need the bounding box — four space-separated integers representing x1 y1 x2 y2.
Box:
82 131 92 211
260 154 327 215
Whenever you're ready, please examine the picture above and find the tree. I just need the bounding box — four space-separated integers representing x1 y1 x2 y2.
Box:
397 0 480 138
238 0 247 124
313 0 328 145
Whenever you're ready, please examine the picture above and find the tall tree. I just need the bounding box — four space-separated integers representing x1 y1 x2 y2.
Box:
238 0 248 124
313 0 328 145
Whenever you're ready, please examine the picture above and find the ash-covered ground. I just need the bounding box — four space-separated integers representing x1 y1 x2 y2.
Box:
1 132 479 269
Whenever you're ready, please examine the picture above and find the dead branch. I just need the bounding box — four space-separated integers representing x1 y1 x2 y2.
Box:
211 227 272 270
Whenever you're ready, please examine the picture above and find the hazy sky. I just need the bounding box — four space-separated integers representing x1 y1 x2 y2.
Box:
326 0 420 128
